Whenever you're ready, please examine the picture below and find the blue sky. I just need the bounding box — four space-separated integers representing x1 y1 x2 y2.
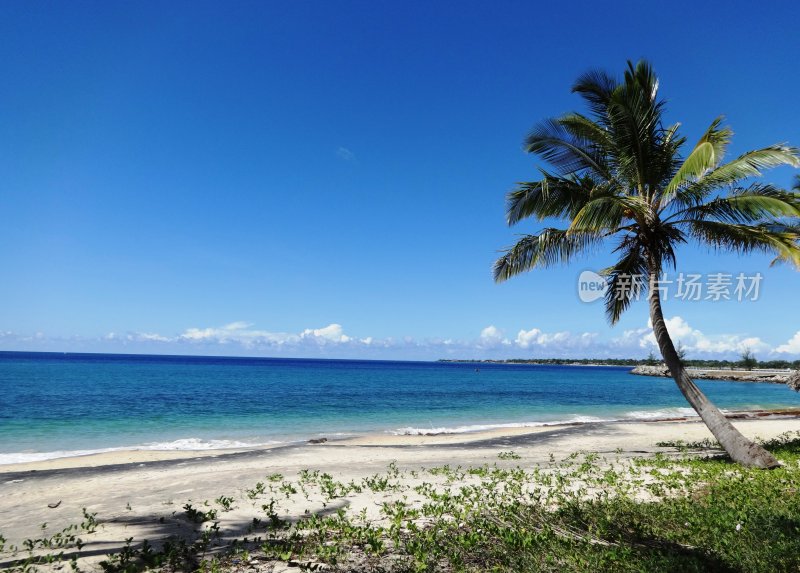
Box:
1 0 799 360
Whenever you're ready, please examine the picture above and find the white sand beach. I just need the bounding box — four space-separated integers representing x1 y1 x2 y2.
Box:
2 414 800 568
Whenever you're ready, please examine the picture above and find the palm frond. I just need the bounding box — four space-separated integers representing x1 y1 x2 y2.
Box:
505 173 612 225
647 222 686 269
646 122 686 199
661 117 732 204
604 61 668 195
766 222 800 266
524 118 612 179
571 69 618 119
663 145 800 211
625 60 660 103
602 237 648 324
671 184 800 224
688 220 800 268
557 113 612 150
493 229 603 282
685 145 799 194
569 195 647 233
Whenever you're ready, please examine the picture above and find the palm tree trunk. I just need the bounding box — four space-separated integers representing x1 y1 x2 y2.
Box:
647 265 779 468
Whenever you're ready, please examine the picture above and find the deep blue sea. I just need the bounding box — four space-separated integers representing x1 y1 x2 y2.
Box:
2 351 799 464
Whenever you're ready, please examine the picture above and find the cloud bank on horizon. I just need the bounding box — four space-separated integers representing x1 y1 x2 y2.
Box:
2 318 799 361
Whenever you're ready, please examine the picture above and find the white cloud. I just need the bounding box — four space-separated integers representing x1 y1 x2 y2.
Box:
663 316 695 339
508 327 599 355
515 328 571 349
479 325 509 347
180 322 298 346
336 146 356 162
775 331 800 354
107 331 181 344
611 327 653 350
514 328 542 348
173 321 355 349
135 332 172 342
639 316 770 356
1 318 795 360
480 325 502 340
300 323 350 343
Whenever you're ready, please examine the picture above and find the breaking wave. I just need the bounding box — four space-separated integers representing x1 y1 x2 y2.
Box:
0 438 281 466
391 415 612 436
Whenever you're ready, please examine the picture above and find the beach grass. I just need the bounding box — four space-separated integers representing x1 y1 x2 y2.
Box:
3 432 800 572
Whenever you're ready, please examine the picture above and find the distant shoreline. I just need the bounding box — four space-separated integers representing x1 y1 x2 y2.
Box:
440 359 626 367
441 359 799 384
440 358 800 372
440 359 626 365
630 364 797 384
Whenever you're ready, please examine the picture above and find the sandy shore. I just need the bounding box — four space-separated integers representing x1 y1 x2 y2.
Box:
3 414 800 566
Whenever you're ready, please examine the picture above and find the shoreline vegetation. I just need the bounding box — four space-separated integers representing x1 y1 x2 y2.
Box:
4 414 800 572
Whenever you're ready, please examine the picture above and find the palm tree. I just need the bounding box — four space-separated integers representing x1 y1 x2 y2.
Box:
494 61 800 468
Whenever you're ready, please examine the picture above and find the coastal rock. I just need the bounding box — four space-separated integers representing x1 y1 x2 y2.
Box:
630 365 797 384
630 365 671 377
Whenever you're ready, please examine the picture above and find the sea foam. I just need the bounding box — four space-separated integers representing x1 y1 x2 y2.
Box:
390 407 714 436
0 438 281 466
390 415 612 436
622 407 698 420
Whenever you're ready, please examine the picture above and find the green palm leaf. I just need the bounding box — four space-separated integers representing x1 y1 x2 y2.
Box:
568 195 646 233
493 228 603 282
687 220 800 268
505 173 609 225
671 184 800 224
661 117 732 203
671 146 800 209
602 238 648 324
571 69 617 118
557 113 613 151
524 118 612 179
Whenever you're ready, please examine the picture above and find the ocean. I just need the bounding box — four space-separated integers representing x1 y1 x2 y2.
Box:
2 351 799 465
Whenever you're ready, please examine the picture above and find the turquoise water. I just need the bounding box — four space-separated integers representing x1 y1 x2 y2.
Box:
1 352 799 464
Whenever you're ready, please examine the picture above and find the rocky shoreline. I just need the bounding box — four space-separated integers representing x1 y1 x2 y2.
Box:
631 365 799 385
